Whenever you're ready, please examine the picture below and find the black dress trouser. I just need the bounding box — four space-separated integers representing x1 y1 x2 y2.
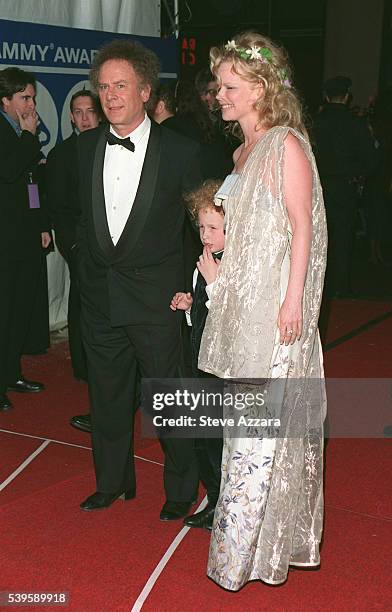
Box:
323 177 358 296
23 259 50 355
81 300 199 502
67 254 88 381
192 370 223 507
0 255 43 393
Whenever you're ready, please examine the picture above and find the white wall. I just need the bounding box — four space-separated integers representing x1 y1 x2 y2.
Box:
0 0 160 37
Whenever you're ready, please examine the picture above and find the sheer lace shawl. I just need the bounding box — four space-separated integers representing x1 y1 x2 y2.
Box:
201 126 328 587
198 126 327 380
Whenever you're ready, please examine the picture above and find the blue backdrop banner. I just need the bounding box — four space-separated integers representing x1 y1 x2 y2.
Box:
0 19 178 153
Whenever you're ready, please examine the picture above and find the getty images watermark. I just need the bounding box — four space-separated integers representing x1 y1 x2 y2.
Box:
141 378 284 439
151 387 280 430
141 378 392 439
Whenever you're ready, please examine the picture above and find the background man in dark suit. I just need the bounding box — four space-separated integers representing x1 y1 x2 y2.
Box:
77 40 200 520
149 82 177 129
47 89 101 433
313 76 376 298
0 67 51 412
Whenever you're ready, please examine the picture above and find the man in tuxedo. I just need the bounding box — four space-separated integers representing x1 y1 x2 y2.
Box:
0 67 51 412
47 90 101 433
77 40 201 519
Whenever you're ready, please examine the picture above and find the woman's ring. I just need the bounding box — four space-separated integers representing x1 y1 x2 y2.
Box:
288 330 293 334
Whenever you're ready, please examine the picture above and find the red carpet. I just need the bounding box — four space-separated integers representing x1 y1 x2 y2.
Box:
325 299 392 345
325 306 392 378
140 501 392 612
1 299 391 610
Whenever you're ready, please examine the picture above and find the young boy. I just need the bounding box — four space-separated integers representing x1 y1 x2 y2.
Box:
170 179 225 530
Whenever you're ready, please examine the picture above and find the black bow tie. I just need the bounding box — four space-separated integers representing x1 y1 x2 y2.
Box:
106 131 135 152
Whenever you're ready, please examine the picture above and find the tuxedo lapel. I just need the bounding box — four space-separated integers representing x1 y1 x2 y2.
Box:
91 128 115 259
114 121 162 260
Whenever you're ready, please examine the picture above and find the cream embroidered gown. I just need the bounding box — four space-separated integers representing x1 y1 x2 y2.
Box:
198 126 328 588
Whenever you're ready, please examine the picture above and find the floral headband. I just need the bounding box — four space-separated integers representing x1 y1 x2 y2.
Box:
224 40 291 88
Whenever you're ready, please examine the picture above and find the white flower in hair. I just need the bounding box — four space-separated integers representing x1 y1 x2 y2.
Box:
225 40 238 51
247 46 262 61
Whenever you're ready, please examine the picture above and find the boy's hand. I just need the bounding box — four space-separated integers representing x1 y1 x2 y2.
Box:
170 292 193 311
197 245 220 285
41 232 51 249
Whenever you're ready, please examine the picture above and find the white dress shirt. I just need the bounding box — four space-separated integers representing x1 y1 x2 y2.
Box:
103 114 151 245
185 268 215 327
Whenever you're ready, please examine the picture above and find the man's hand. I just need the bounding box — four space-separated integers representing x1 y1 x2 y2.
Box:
170 292 193 311
197 245 220 285
16 109 38 135
41 232 51 249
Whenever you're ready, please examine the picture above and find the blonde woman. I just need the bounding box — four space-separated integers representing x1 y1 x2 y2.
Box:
198 32 328 588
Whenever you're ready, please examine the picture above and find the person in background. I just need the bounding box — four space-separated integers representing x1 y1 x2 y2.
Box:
46 89 101 434
313 76 376 299
366 88 392 265
151 78 233 181
195 69 219 113
149 81 177 129
169 79 233 180
0 67 51 412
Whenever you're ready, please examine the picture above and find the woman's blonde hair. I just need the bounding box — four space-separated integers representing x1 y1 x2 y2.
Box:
185 179 224 222
210 31 307 138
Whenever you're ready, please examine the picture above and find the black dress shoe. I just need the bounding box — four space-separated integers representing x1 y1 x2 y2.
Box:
184 505 216 530
73 374 88 383
70 414 92 433
160 500 193 521
80 489 135 511
7 377 44 393
0 394 13 411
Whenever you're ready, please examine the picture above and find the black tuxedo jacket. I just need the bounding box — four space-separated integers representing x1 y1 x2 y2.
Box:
76 120 202 327
46 132 79 261
0 113 47 261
